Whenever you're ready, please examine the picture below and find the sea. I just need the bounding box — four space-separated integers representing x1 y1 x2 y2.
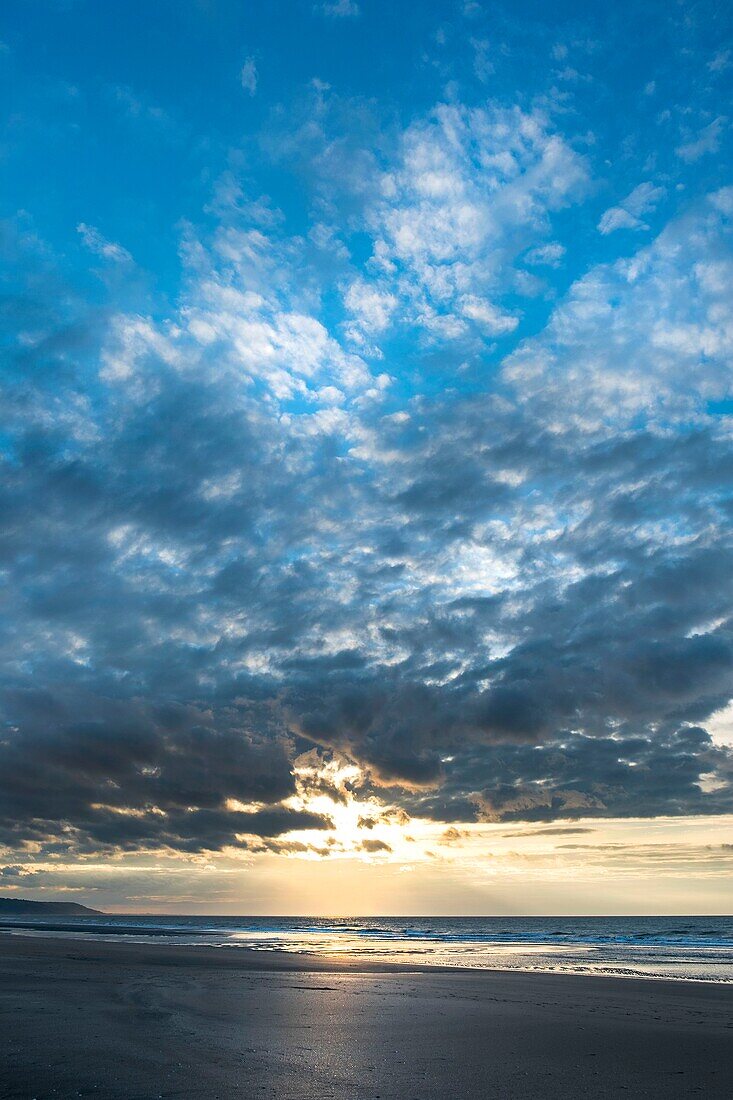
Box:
2 914 732 983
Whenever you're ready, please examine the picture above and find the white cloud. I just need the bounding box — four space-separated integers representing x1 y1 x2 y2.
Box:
597 207 642 234
240 57 258 96
709 186 733 215
95 193 376 408
706 701 733 747
112 85 169 126
309 222 350 260
319 0 359 16
471 38 494 82
77 223 132 264
708 50 730 73
100 315 179 383
344 279 397 346
173 208 378 405
359 102 588 347
676 117 727 163
188 285 369 401
460 296 519 334
597 181 665 235
524 241 565 266
505 192 733 427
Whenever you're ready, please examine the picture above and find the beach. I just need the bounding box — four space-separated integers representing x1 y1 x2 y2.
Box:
0 934 730 1099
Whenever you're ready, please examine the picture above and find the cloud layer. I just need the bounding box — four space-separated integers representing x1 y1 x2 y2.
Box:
2 2 733 864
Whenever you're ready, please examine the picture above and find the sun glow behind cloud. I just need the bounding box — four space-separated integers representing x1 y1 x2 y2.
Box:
5 810 732 916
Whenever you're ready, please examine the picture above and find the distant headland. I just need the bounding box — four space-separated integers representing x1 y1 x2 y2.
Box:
0 897 102 916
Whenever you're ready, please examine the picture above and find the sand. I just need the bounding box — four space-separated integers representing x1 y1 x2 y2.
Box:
0 934 731 1099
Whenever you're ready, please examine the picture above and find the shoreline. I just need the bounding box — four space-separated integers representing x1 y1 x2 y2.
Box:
0 927 729 986
3 927 733 993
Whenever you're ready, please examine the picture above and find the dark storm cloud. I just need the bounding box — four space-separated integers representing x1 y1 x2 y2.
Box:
0 687 336 852
394 726 731 824
1 195 733 859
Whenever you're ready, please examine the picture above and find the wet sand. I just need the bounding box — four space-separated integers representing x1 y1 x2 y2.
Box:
0 934 731 1099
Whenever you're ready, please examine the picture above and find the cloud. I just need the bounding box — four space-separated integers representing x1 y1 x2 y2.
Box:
0 865 40 881
319 0 359 16
111 85 170 127
471 38 494 82
401 728 732 824
597 182 665 235
240 57 258 96
523 241 565 266
0 685 325 852
361 837 392 853
676 117 727 162
460 296 519 334
359 101 588 347
708 50 730 73
506 191 733 423
0 91 732 867
499 826 595 838
77 224 132 264
343 278 397 348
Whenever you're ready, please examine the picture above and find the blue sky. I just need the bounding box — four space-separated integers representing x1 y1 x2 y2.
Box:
1 0 733 912
4 0 731 323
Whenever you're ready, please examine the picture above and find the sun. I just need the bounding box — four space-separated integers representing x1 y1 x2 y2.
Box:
271 755 418 860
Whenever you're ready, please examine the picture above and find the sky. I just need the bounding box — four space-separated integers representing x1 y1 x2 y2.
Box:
1 0 733 915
